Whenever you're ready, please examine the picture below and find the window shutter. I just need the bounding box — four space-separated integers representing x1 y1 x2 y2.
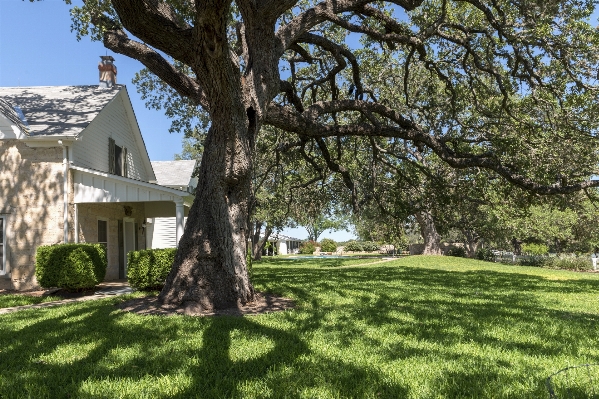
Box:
123 147 128 178
108 137 115 174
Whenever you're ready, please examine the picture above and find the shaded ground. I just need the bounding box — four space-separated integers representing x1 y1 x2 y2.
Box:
118 292 295 316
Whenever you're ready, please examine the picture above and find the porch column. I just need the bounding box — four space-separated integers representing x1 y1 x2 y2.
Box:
61 143 69 243
74 204 79 243
175 198 184 247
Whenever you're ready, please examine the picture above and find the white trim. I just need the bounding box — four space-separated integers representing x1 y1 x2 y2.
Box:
23 137 78 148
0 215 6 275
71 165 190 203
74 204 79 243
122 217 135 276
175 198 185 248
62 144 69 243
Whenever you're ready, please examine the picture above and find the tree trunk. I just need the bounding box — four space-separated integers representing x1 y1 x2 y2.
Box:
251 221 263 261
159 104 256 312
462 229 480 258
415 210 442 255
251 222 272 261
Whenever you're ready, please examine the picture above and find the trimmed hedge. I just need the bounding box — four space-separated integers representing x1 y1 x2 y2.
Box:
35 244 107 291
127 248 176 290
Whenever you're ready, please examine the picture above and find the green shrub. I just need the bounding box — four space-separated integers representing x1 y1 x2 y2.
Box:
475 247 496 262
35 244 107 291
299 241 317 255
320 238 338 252
545 255 592 271
518 255 547 267
447 247 466 257
522 243 549 256
127 248 176 290
344 241 363 252
361 241 380 252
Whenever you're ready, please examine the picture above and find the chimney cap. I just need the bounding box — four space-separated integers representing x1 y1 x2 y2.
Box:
100 55 115 62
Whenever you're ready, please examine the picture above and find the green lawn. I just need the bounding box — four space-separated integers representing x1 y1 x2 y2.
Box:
0 294 61 309
1 256 598 398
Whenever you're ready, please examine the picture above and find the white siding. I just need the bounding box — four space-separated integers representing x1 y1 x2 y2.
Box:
72 92 148 181
148 217 187 249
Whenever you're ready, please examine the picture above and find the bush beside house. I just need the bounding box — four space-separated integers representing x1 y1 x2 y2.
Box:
127 248 176 290
35 244 107 291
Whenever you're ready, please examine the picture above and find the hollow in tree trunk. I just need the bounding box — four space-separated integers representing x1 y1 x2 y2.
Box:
415 210 442 255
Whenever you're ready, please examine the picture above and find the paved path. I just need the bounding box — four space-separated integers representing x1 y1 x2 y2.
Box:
0 281 133 315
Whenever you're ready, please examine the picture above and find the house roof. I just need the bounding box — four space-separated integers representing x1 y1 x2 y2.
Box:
0 98 30 135
269 233 303 242
0 85 122 137
151 160 197 187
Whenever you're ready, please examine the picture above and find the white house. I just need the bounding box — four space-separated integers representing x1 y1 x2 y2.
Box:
0 58 193 289
147 160 198 249
258 233 303 255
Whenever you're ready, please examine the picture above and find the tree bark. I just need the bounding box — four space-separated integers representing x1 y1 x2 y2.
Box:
159 102 256 312
415 210 442 255
251 222 273 261
462 229 480 258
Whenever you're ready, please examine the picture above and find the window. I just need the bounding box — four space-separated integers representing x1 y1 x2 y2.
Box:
98 219 108 250
114 144 123 176
108 138 128 177
0 217 5 274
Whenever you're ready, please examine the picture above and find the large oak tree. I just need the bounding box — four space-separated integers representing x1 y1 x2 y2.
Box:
68 0 599 311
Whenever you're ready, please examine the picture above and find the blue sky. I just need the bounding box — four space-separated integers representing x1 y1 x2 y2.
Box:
0 0 356 241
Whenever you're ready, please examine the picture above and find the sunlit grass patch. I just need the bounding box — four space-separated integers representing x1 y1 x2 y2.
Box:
0 294 61 309
0 256 598 398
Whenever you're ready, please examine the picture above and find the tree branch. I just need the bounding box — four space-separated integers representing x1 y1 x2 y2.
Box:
103 29 208 108
111 0 194 65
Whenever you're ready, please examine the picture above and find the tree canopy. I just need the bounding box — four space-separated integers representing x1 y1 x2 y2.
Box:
64 0 599 311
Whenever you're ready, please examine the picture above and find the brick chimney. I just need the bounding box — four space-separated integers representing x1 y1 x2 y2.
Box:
98 56 117 88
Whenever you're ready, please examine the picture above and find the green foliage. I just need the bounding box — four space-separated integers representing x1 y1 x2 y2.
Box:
127 248 176 290
319 238 338 252
360 241 380 252
344 241 363 252
475 248 496 262
522 243 549 256
35 244 107 291
518 256 547 267
0 294 61 309
447 247 467 258
298 240 318 255
545 255 592 271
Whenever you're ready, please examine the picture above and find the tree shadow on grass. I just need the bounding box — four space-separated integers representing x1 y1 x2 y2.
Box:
0 297 409 398
252 264 599 397
2 264 598 398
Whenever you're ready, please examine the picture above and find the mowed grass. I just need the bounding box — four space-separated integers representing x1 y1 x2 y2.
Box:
1 256 598 398
0 294 61 309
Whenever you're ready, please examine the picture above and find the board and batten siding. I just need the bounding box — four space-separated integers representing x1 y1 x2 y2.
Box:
72 90 149 182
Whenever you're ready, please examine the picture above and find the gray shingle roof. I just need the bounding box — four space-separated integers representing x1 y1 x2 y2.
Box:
151 160 197 187
0 85 122 137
